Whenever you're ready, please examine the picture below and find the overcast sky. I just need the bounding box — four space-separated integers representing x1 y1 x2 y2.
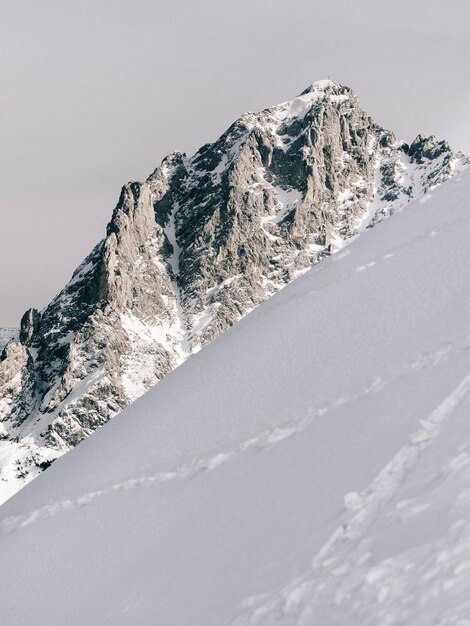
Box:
1 0 469 326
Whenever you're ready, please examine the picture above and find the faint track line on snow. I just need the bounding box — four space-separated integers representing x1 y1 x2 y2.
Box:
2 339 470 537
231 367 470 625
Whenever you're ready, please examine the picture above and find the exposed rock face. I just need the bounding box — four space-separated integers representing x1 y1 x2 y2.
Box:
19 308 40 345
0 342 32 400
0 80 468 502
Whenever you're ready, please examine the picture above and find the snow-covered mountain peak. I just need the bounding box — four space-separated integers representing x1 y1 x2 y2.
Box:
240 80 354 136
0 82 468 504
299 77 344 94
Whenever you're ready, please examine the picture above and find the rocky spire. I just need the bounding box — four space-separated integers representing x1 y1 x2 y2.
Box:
19 308 40 345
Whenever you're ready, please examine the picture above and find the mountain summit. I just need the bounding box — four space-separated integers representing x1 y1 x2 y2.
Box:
0 81 468 502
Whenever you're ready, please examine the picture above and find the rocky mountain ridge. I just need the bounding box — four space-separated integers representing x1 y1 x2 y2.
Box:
0 80 468 502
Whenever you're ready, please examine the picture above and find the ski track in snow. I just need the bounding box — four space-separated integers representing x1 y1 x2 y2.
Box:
231 370 470 626
2 337 470 539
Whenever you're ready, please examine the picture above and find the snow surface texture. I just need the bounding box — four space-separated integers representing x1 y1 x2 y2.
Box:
0 80 468 504
1 169 470 625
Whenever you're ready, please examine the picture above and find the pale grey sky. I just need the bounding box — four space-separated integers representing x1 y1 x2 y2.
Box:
1 0 469 326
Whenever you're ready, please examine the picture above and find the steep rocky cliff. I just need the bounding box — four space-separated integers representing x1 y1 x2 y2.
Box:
0 80 467 502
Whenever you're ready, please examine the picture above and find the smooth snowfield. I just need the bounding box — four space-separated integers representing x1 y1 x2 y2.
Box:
2 169 470 625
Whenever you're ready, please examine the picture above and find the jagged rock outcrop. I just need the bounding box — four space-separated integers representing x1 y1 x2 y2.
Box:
19 308 40 345
0 80 468 502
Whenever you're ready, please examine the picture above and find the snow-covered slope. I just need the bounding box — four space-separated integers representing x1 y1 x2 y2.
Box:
2 168 470 625
0 80 467 504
